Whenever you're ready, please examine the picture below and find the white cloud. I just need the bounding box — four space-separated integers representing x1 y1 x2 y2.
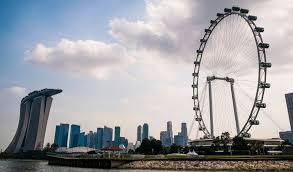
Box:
109 0 199 63
7 86 26 97
27 0 293 78
26 39 135 79
2 86 26 98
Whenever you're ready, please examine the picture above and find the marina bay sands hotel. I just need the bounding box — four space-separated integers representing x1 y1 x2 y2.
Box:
5 89 62 153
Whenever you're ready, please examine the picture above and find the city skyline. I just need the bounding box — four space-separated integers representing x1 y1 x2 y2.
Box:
1 0 293 151
53 121 192 149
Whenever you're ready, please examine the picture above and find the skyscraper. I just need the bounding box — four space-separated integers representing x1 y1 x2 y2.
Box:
181 123 188 146
137 125 142 142
54 125 60 145
78 132 85 147
142 123 149 140
96 128 103 149
285 93 293 131
160 131 168 146
114 126 121 146
167 121 173 140
174 134 184 146
69 124 80 148
86 131 95 148
53 123 69 147
279 93 293 143
160 121 173 146
5 89 62 153
59 123 69 147
102 126 113 148
120 137 128 148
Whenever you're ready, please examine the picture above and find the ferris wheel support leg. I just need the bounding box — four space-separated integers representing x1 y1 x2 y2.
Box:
230 82 240 134
208 81 214 138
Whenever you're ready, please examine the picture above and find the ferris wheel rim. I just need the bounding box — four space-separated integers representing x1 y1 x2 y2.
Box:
192 7 271 139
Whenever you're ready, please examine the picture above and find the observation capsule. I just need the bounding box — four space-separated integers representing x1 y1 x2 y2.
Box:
205 29 212 33
242 133 251 138
197 50 203 53
192 72 198 77
194 61 200 65
260 62 272 68
248 15 257 21
256 102 266 108
224 8 232 13
240 8 249 14
210 20 217 24
259 43 270 48
217 13 224 17
259 82 271 88
255 27 264 32
193 106 199 111
232 6 240 11
249 119 259 125
192 95 198 100
200 39 207 43
199 126 206 131
195 117 202 121
192 84 198 88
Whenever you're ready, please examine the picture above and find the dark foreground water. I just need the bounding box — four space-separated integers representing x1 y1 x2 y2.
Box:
0 160 210 172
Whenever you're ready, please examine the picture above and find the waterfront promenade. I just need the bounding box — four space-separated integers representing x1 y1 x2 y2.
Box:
47 154 293 170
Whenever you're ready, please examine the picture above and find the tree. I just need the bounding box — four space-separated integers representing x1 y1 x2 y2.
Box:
212 136 221 151
135 138 164 155
50 143 59 152
220 132 230 153
232 136 249 150
249 140 264 155
43 143 51 152
169 144 182 153
283 140 292 146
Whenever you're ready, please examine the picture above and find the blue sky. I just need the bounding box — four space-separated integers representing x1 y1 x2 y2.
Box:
1 0 293 151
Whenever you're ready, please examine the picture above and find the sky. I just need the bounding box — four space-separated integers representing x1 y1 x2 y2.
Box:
0 0 293 151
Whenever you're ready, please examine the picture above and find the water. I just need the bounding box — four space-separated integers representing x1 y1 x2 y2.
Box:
0 160 187 172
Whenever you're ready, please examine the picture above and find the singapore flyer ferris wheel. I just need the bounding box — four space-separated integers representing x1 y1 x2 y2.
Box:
192 6 271 139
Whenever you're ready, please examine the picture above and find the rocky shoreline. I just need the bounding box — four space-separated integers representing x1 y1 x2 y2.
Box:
119 160 293 171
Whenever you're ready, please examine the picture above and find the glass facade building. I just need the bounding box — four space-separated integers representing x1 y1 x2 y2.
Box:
114 126 121 146
142 123 149 140
137 125 142 142
96 128 103 149
69 124 80 148
102 126 113 148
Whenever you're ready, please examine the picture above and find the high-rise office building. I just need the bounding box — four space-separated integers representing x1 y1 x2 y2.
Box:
160 131 168 146
279 93 293 143
96 128 103 149
5 89 62 153
137 125 142 142
120 137 128 148
78 132 85 147
285 93 293 131
159 121 173 146
181 123 188 146
142 123 149 140
102 126 113 148
69 124 80 148
54 123 69 147
86 131 95 148
167 121 173 139
54 125 60 145
114 126 121 146
174 134 184 146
